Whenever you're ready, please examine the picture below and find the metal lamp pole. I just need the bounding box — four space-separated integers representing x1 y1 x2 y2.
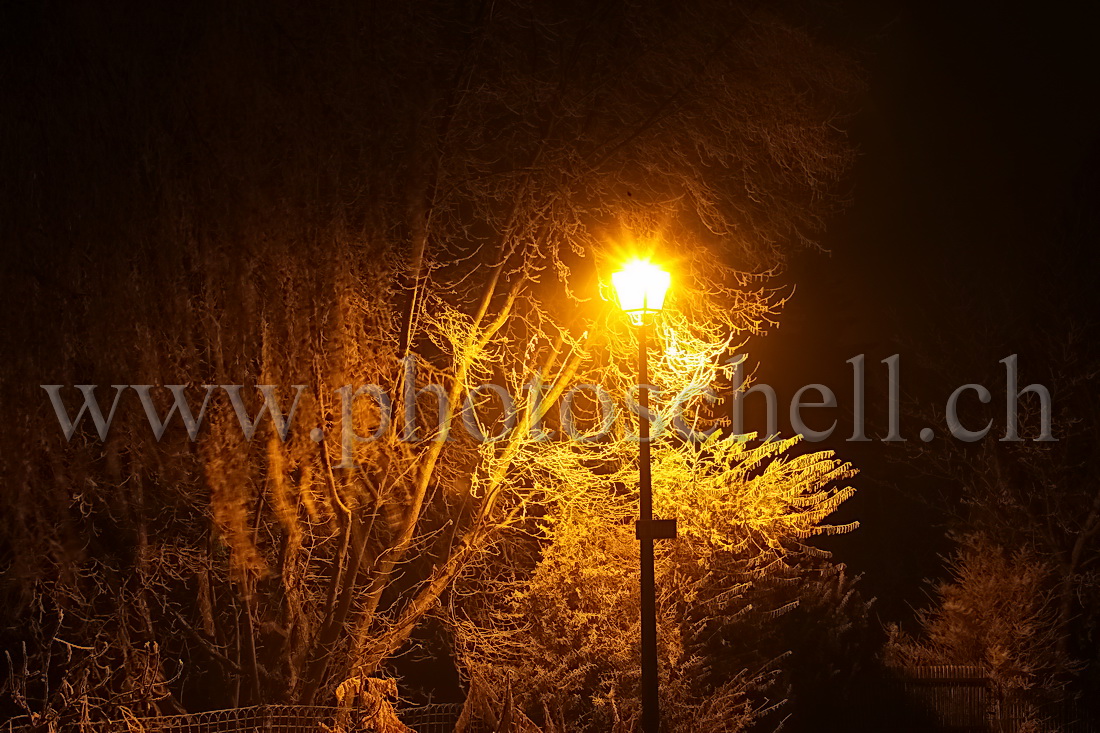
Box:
636 316 676 732
612 258 676 733
637 316 660 733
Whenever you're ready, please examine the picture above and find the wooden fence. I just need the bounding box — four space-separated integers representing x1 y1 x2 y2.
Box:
892 665 1095 732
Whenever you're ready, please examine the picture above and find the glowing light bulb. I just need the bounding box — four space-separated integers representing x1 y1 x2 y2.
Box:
612 259 670 326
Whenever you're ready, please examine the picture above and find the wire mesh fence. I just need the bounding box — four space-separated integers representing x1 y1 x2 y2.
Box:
401 704 488 733
7 671 1094 733
0 703 489 733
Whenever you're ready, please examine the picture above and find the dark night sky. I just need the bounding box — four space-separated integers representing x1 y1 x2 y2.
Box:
748 0 1100 622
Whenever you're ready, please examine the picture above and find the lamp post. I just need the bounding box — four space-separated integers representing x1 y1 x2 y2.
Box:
612 259 676 733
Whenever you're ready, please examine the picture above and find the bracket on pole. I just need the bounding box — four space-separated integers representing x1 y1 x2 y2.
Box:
635 518 678 540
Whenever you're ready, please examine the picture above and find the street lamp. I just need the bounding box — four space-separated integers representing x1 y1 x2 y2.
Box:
612 258 677 733
612 259 671 326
